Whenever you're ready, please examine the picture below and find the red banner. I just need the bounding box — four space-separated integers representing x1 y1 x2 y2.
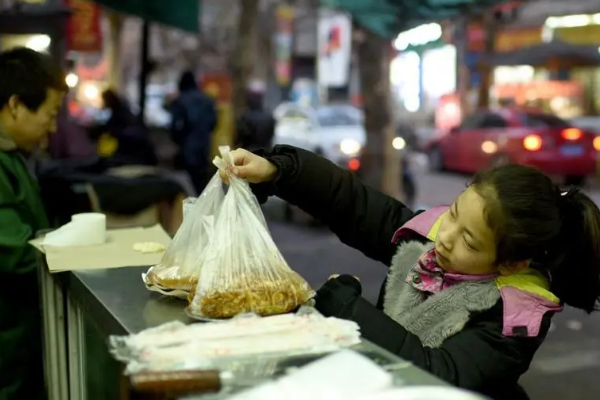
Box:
65 0 103 53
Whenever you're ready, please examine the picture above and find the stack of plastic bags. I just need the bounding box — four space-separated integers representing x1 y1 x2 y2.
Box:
110 308 361 374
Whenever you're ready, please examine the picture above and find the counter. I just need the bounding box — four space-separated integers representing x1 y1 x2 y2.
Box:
40 266 446 400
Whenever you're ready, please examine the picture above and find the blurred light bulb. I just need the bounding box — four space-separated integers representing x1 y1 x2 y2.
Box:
340 138 362 155
65 73 79 88
392 137 406 150
83 84 99 100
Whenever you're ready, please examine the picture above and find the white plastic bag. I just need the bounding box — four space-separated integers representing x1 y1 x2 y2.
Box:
143 171 224 295
188 146 314 319
182 196 197 220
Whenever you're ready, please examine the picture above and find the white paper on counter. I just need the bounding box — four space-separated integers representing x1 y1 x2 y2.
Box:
353 387 490 400
30 224 171 273
42 213 106 247
225 350 394 400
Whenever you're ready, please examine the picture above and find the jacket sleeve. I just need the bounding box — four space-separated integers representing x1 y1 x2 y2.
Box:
253 145 415 265
316 277 549 391
0 173 37 275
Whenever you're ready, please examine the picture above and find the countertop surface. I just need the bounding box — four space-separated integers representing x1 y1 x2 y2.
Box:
65 265 448 393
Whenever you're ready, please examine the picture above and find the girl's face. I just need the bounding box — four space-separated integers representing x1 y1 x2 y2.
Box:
435 186 498 275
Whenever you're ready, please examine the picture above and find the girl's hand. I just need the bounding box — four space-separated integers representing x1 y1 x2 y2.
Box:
220 149 277 184
315 274 362 318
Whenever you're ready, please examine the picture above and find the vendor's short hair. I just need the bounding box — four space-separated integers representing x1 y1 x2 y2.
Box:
0 47 67 111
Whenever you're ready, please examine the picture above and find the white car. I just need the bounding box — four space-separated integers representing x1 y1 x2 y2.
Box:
273 103 366 170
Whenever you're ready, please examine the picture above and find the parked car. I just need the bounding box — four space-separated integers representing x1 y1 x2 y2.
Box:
272 103 418 220
273 103 365 172
272 103 364 223
425 109 600 186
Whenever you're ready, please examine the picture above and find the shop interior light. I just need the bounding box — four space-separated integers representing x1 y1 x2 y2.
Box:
65 73 79 88
545 14 600 28
83 84 100 101
26 35 51 52
394 23 442 51
392 137 406 150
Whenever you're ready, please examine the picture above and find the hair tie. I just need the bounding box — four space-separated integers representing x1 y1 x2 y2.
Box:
557 185 579 202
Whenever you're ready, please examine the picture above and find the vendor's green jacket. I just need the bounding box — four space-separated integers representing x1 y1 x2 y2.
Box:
0 131 48 399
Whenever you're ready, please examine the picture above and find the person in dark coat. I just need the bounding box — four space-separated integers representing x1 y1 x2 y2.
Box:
170 71 217 194
0 47 67 400
235 92 275 151
220 145 600 400
48 102 95 159
89 89 157 166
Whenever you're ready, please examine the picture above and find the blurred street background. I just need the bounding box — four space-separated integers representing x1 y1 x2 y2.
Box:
3 0 600 399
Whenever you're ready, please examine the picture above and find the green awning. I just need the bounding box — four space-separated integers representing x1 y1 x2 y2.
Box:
92 0 200 32
322 0 517 38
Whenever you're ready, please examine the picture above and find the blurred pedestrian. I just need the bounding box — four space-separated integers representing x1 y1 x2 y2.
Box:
48 101 95 159
170 71 217 194
0 46 67 400
89 89 157 166
235 91 275 151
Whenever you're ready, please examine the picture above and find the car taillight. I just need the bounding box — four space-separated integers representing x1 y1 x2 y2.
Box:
348 158 360 171
523 134 542 151
594 136 600 151
562 128 582 141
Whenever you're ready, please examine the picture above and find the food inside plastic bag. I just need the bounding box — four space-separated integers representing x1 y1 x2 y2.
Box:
144 173 224 293
188 147 314 319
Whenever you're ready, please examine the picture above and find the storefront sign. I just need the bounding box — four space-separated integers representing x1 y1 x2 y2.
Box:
201 74 234 155
555 24 600 45
274 5 294 86
64 0 103 53
317 9 352 88
467 24 542 53
496 27 543 52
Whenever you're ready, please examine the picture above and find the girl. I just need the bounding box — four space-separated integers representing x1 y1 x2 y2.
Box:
223 145 600 400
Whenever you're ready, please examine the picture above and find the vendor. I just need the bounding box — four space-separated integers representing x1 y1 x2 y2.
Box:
222 145 600 400
0 47 67 399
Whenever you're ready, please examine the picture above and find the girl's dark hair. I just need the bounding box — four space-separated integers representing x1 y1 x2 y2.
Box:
471 164 600 313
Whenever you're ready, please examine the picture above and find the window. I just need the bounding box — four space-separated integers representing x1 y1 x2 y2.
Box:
316 107 361 127
480 113 508 129
521 113 569 128
281 109 310 122
460 114 484 130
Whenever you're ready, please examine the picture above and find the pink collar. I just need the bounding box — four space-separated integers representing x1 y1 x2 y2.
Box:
406 249 497 293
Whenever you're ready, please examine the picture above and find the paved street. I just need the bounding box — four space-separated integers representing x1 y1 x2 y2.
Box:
265 169 600 400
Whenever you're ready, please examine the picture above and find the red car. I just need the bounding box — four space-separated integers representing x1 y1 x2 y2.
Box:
426 109 600 185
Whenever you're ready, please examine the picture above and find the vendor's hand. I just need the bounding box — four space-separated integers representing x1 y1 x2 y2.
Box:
220 149 277 184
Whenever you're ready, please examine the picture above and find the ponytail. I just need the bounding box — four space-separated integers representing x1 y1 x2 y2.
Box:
549 188 600 313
